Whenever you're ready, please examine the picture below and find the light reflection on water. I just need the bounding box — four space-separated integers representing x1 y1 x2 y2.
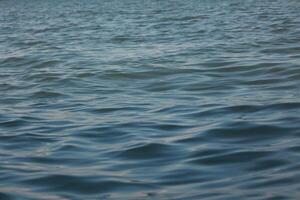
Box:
1 0 300 199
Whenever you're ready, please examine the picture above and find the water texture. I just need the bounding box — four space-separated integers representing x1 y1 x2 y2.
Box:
1 0 300 199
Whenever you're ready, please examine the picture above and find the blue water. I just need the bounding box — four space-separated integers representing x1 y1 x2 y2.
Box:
1 0 300 199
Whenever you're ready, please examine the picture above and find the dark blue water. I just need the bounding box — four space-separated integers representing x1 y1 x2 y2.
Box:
1 0 300 199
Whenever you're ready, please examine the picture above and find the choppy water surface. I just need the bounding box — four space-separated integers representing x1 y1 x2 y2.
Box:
1 0 300 199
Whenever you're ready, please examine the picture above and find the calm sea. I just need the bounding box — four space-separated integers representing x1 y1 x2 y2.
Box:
1 0 300 199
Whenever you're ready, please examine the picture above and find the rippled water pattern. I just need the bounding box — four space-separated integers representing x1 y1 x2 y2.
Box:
1 0 300 199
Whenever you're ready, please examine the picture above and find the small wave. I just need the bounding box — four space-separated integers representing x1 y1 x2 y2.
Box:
30 91 65 98
23 174 155 194
189 150 271 165
160 15 207 23
117 143 177 160
1 0 300 199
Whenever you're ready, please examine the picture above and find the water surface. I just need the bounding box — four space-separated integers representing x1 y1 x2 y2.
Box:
1 0 300 199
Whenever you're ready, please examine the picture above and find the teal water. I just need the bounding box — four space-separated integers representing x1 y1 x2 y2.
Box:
1 0 300 199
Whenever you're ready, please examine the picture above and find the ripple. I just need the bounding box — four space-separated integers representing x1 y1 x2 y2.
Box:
0 119 27 128
248 159 289 171
23 174 155 194
117 143 177 160
204 123 294 143
189 150 271 165
30 91 66 99
1 0 300 199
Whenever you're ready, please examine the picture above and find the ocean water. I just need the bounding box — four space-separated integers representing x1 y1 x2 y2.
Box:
1 0 300 199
